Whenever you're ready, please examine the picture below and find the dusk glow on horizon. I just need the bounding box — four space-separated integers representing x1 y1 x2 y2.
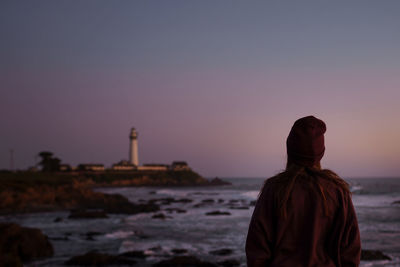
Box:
1 1 400 178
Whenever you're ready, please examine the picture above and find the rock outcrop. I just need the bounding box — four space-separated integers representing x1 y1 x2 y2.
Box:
0 223 53 266
152 256 217 267
217 259 240 266
205 211 231 216
0 184 159 215
152 213 169 219
68 210 109 219
65 251 137 266
119 250 148 259
208 177 232 186
391 200 400 205
361 249 391 261
209 249 233 256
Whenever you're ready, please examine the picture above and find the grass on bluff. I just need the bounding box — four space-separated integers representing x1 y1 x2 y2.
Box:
84 170 206 185
0 171 74 192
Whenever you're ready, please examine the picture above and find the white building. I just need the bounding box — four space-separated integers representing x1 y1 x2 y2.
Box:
78 164 105 172
129 128 139 166
137 164 169 171
111 160 136 171
171 161 191 171
59 164 72 172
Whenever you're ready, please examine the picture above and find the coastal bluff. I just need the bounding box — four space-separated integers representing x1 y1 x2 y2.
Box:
81 170 227 187
0 170 230 215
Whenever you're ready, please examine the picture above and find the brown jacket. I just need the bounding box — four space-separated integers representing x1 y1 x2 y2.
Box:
246 176 361 267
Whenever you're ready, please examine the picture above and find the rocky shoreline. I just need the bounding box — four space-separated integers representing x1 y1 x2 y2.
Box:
0 190 394 266
0 222 392 267
0 172 396 266
0 172 237 265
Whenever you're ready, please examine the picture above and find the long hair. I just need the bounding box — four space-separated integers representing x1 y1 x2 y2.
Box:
260 161 350 219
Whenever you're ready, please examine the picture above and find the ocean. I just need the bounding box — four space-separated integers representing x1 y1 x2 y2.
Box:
1 177 399 266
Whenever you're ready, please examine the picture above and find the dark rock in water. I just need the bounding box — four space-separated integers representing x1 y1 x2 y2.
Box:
0 223 54 264
209 249 233 256
229 199 239 203
149 197 175 205
391 200 400 205
152 213 166 219
49 236 69 241
149 198 192 205
229 206 249 210
165 208 187 213
82 231 102 241
54 217 63 222
134 230 150 239
191 192 219 196
176 209 187 213
65 251 137 266
152 256 217 267
218 199 224 203
130 202 160 213
361 249 391 261
206 211 231 216
149 191 156 195
202 199 215 203
85 231 102 237
119 250 147 258
80 193 159 214
68 210 109 219
149 246 163 252
192 192 205 195
250 200 257 206
217 259 240 266
0 254 23 267
176 198 193 203
152 213 171 219
208 177 231 186
172 249 188 254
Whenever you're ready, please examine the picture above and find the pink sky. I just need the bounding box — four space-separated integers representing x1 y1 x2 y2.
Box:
1 1 399 177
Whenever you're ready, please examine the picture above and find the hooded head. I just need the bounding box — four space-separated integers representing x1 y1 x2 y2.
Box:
286 116 326 167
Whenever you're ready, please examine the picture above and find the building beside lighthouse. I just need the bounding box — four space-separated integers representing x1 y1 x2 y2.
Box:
110 127 193 172
129 128 139 166
111 160 135 171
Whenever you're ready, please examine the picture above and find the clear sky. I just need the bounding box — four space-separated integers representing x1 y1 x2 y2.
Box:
1 1 399 178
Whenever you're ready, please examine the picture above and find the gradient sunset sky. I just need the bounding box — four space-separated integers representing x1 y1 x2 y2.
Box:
1 1 399 178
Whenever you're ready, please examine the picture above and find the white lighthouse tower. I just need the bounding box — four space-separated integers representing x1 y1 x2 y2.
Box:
129 128 139 166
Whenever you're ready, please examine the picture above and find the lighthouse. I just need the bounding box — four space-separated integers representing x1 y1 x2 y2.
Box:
129 128 139 166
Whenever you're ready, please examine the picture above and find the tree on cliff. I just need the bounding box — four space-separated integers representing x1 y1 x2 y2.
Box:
38 151 61 172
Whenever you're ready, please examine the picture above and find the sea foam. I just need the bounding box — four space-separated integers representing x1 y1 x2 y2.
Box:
241 190 259 200
105 230 135 239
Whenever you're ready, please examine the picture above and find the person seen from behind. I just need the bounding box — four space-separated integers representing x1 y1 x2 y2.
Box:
246 116 361 267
